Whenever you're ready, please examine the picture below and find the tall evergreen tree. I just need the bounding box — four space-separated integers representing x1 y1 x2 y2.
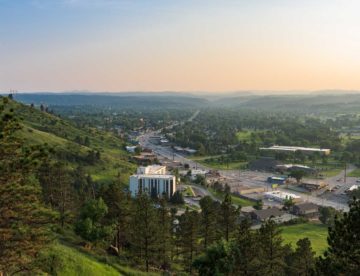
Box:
38 162 75 227
193 240 234 276
199 196 219 249
317 199 360 275
0 97 55 274
129 193 160 272
156 198 172 271
178 209 200 274
232 219 258 275
219 192 238 241
288 238 315 276
254 220 286 276
101 181 131 253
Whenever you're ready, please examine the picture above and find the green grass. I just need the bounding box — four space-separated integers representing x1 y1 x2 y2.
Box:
208 188 254 207
44 243 120 276
42 243 159 276
348 168 360 177
190 154 248 170
183 186 195 197
280 223 328 255
9 99 136 184
236 130 256 142
320 168 343 177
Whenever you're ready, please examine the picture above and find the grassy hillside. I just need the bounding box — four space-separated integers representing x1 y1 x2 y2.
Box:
42 243 159 276
8 99 136 184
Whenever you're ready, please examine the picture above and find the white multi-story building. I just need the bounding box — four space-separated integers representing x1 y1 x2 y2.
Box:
129 165 176 198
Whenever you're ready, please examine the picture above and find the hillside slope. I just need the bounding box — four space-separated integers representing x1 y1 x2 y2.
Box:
7 99 135 184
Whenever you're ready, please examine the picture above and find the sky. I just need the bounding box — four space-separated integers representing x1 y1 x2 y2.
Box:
1 0 360 93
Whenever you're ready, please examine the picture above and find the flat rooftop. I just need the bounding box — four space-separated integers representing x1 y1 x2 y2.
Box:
260 146 330 154
131 174 175 179
264 191 301 199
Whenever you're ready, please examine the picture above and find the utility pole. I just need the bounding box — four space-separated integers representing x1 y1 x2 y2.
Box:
344 162 347 184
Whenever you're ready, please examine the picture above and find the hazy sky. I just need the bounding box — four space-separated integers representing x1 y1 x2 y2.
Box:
1 0 360 93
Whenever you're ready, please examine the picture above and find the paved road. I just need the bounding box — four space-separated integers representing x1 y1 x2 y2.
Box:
187 110 200 122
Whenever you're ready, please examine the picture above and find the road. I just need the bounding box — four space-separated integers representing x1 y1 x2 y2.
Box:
187 110 200 122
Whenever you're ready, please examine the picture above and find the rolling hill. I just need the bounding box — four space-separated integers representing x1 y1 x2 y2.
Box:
7 98 136 184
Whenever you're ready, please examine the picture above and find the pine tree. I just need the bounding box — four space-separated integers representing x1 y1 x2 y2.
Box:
178 208 200 274
199 196 219 249
102 182 131 253
219 192 238 241
38 162 75 227
0 97 55 274
129 193 160 272
289 238 315 276
318 199 360 275
232 219 258 275
156 198 172 271
193 240 234 276
255 220 286 276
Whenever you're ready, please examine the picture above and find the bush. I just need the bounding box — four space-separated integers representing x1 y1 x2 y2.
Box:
281 217 309 226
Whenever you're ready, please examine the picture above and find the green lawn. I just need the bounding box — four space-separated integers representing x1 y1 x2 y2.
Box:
236 130 262 142
190 155 248 170
320 168 343 177
183 186 195 197
348 168 360 177
280 223 328 255
208 188 255 207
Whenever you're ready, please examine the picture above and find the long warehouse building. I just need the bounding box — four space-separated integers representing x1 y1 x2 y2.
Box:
260 145 330 155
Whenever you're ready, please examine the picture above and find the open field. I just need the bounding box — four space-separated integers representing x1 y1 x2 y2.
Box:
190 155 248 170
348 168 360 177
280 223 328 255
236 130 262 143
208 188 255 207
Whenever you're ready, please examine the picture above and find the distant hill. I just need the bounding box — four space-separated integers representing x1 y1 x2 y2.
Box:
12 93 208 109
212 94 360 113
11 92 360 114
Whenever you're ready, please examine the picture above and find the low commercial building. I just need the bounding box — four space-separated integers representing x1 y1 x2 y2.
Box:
264 191 301 203
249 157 283 172
260 145 331 155
173 146 197 155
125 146 137 153
190 169 208 180
301 179 328 191
132 152 157 164
129 165 176 198
292 202 319 218
276 164 316 174
233 185 266 195
250 207 285 222
267 176 287 185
